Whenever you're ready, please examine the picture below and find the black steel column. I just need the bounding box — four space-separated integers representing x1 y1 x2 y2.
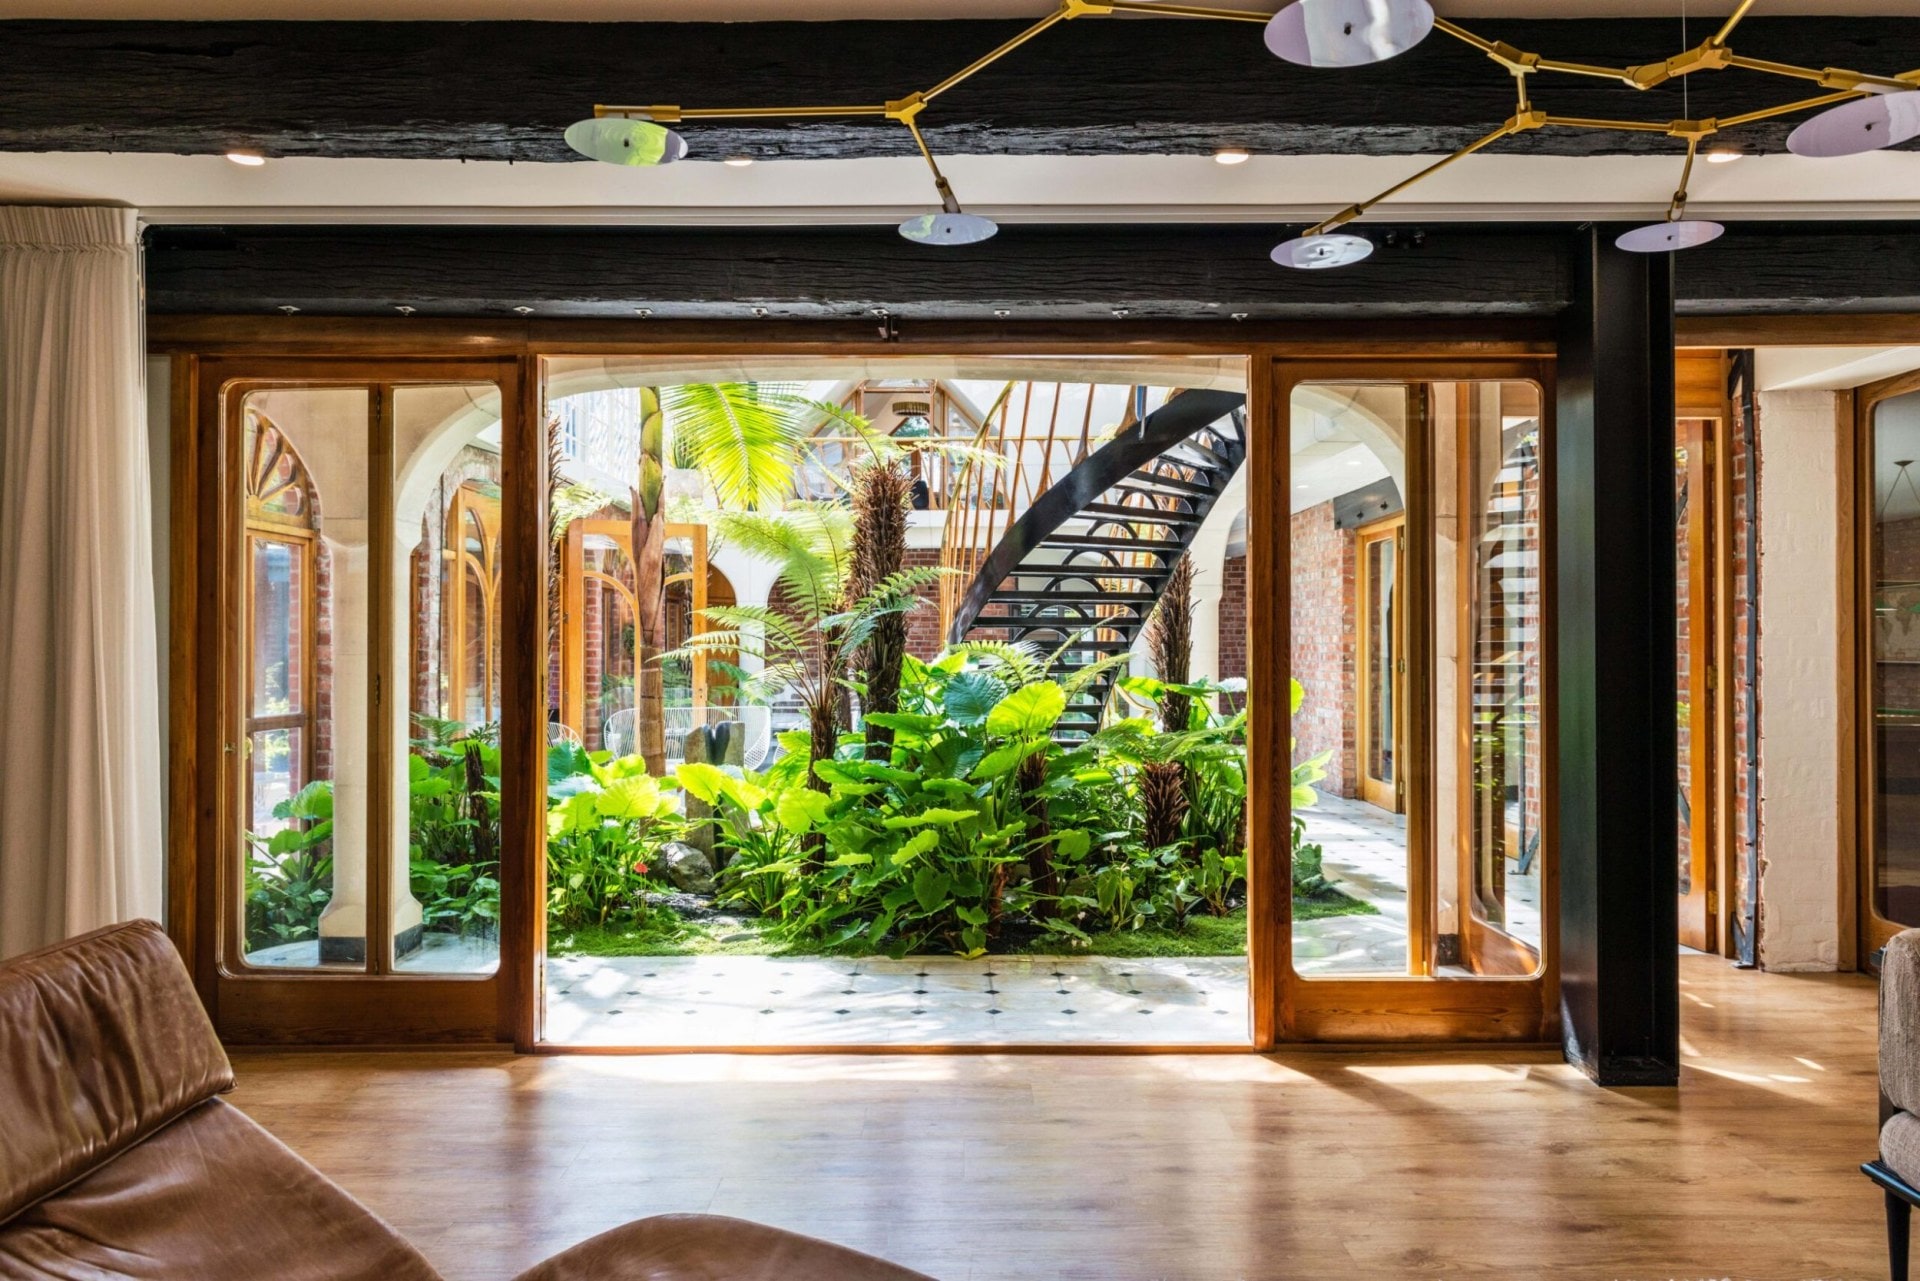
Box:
1555 225 1680 1086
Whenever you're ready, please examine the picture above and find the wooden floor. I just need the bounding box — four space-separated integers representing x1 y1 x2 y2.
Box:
229 956 1883 1281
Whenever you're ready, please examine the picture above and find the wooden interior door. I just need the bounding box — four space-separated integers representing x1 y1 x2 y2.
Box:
1675 413 1719 952
1356 516 1407 813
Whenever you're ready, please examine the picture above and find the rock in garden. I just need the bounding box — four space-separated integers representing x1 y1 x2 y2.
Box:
658 841 717 895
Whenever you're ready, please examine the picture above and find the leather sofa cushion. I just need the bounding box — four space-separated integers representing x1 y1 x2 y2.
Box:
0 1098 444 1281
508 1214 933 1281
0 921 233 1226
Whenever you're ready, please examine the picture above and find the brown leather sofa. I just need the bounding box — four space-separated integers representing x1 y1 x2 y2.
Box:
1868 929 1920 1281
0 920 933 1281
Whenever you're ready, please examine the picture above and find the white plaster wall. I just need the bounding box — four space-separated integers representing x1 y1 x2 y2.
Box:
1754 387 1844 972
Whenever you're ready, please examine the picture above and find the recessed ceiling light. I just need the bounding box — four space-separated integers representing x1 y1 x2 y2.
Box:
723 155 754 167
226 151 266 166
1705 148 1743 164
1214 148 1251 165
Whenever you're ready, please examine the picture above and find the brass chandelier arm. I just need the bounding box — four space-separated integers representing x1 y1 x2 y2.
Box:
1717 89 1863 129
1710 0 1758 48
1099 0 1272 22
1304 112 1542 236
902 116 963 213
1724 54 1917 94
596 104 891 122
1434 18 1639 87
1667 135 1701 222
1541 115 1673 133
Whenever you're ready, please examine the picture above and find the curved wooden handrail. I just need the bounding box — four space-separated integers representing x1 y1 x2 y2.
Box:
946 387 1246 646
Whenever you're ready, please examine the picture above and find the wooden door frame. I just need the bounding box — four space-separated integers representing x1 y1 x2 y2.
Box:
1854 367 1920 962
169 354 536 1046
159 320 1564 1052
1354 513 1408 815
1254 357 1560 1046
1673 349 1726 954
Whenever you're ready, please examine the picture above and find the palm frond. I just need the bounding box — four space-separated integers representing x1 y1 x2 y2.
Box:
1059 650 1135 698
662 381 811 511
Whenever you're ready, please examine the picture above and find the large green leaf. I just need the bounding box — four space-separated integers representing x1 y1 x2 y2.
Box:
880 807 976 829
888 829 942 866
986 680 1067 738
775 788 832 832
943 670 1006 726
595 774 665 821
971 737 1048 781
662 382 811 512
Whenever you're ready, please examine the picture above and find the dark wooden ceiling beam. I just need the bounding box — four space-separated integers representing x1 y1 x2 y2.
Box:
6 16 1918 162
139 221 1920 319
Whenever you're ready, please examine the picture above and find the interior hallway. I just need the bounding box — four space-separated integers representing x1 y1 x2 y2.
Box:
231 955 1878 1281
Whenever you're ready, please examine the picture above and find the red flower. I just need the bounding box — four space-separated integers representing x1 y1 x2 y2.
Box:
632 861 649 876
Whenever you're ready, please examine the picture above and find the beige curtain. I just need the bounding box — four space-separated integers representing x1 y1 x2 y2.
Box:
0 206 163 958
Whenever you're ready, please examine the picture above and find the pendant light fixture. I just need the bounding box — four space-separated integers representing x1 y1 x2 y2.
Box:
1787 89 1920 158
564 114 688 166
1264 0 1436 69
896 107 997 245
1270 232 1375 269
564 0 1917 264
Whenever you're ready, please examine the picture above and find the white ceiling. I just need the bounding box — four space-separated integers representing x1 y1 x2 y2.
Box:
0 1 1908 16
5 150 1917 225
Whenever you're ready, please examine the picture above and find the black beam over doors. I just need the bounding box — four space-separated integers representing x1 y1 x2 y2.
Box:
141 221 1920 321
1554 226 1680 1087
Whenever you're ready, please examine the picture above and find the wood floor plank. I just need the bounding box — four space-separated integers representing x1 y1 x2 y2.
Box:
227 956 1884 1281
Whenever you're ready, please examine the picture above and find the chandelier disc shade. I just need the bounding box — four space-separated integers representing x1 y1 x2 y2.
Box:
1264 0 1437 69
565 117 689 166
898 212 1000 245
1787 90 1920 158
1270 232 1376 269
1614 219 1726 254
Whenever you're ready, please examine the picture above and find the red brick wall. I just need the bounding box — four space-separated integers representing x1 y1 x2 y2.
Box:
904 547 948 660
1729 395 1761 941
1218 554 1247 684
1290 501 1356 798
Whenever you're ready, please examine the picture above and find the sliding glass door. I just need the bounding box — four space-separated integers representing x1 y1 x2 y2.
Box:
1251 359 1556 1044
180 358 538 1044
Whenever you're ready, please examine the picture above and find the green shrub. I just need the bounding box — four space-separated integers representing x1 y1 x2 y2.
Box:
545 748 683 928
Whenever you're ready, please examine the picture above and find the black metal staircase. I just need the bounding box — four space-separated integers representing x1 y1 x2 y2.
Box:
946 388 1248 738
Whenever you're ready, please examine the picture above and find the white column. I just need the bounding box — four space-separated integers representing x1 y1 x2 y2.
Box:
1183 464 1248 684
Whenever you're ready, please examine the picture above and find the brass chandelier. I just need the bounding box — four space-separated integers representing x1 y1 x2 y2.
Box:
565 0 1920 267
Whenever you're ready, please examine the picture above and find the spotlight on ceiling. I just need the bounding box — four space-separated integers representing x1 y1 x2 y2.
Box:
1614 220 1726 254
565 115 688 166
723 155 755 167
1705 148 1744 164
1787 90 1920 158
1265 0 1436 69
1271 232 1375 270
1214 147 1252 165
225 151 267 167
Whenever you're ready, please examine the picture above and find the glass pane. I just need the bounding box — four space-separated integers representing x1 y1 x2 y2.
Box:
1367 535 1397 787
1290 383 1411 976
1873 389 1920 926
1440 380 1545 970
239 388 368 971
395 384 506 975
250 538 305 718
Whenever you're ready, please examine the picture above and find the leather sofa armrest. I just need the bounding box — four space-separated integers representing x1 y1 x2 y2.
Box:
509 1214 935 1281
